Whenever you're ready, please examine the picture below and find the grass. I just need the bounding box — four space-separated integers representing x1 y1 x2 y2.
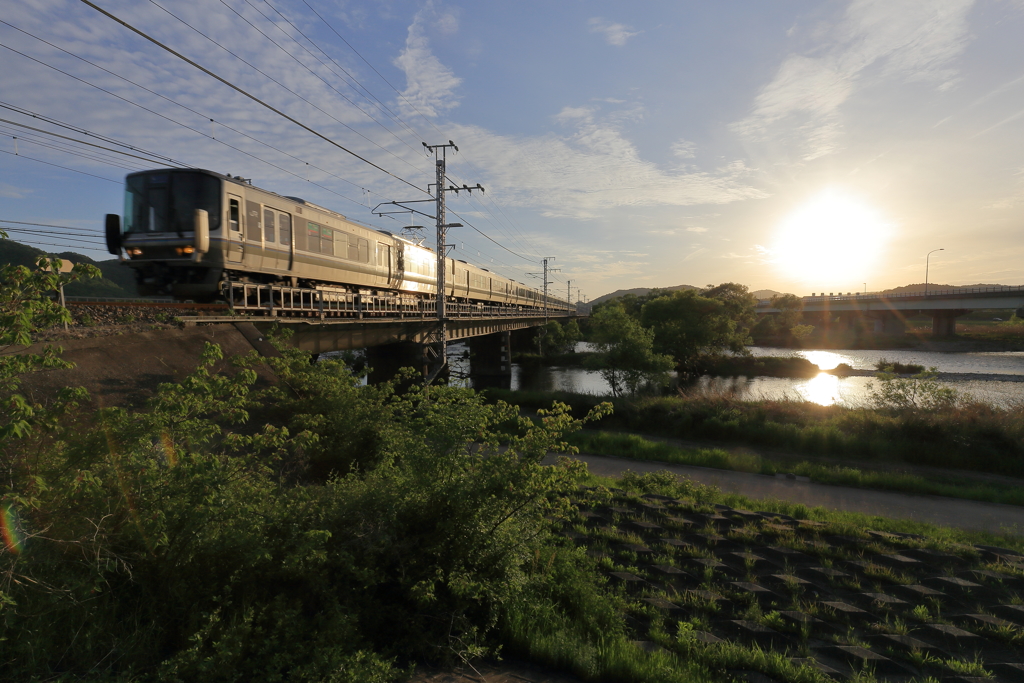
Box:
485 388 1024 480
565 430 1024 506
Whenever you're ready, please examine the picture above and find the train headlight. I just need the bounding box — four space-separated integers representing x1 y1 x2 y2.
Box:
183 245 195 254
127 248 143 256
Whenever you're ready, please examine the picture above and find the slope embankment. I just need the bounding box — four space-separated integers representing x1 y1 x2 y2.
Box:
17 322 280 409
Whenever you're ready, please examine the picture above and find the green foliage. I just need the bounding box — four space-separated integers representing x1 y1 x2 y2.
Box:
1 318 621 679
873 358 925 374
583 303 674 397
0 243 100 443
639 284 755 369
866 366 963 411
535 319 582 357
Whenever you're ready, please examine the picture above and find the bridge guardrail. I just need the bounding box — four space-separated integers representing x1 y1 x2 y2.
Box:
222 282 573 321
756 284 1024 308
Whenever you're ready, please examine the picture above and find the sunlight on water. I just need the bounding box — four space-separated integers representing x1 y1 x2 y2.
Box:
799 372 842 405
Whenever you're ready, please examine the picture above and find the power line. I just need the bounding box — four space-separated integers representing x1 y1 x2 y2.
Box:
0 219 100 232
0 126 148 172
0 148 120 183
221 0 430 166
294 2 550 262
0 23 394 198
79 0 426 194
0 45 381 211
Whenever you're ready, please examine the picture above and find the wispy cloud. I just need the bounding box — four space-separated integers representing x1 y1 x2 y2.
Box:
450 106 767 220
686 226 707 233
732 0 975 159
588 17 641 46
0 182 29 199
393 5 462 118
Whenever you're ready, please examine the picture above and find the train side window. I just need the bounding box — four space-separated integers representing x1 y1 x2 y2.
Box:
306 222 320 253
263 209 276 243
321 226 333 256
279 214 291 246
358 238 369 263
346 233 359 261
228 199 240 231
376 242 384 266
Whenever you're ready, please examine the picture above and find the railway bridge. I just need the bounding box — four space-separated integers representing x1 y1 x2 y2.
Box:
755 285 1024 336
66 284 576 390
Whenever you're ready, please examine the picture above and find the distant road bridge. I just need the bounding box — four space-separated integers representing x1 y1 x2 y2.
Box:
755 285 1024 336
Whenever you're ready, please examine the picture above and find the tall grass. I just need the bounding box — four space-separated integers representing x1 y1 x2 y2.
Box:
485 388 1024 478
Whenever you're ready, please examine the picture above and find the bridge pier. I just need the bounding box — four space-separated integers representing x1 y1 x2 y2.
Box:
870 311 907 336
366 341 432 384
931 310 966 337
468 330 512 390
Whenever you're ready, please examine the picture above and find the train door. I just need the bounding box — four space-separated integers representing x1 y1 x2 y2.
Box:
226 195 243 263
278 213 293 271
375 243 393 287
395 243 406 288
263 208 278 271
244 200 263 271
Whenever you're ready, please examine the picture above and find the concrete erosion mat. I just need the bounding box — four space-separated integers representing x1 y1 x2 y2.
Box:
549 452 1024 537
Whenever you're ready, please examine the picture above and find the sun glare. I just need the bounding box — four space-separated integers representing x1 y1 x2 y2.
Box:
772 190 890 287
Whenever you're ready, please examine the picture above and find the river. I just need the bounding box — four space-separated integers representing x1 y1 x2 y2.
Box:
511 344 1024 408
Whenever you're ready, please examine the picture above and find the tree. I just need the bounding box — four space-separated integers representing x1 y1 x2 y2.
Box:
1 235 99 443
584 303 674 396
535 319 582 357
639 287 753 368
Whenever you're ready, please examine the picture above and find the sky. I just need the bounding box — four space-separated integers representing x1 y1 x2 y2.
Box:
2 0 1024 300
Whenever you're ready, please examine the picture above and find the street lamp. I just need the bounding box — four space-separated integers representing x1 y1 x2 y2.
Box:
925 249 944 296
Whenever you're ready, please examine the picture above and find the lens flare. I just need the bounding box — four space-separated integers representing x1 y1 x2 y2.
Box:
1 503 25 555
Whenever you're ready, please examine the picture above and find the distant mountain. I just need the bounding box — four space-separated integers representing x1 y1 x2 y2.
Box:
588 284 698 308
0 239 136 297
750 289 786 300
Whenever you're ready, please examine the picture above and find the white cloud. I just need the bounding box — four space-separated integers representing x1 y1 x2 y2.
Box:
686 226 708 233
448 107 767 220
393 6 462 118
588 17 642 46
671 139 697 159
732 0 975 159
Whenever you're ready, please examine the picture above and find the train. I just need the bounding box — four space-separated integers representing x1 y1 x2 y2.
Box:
104 168 572 312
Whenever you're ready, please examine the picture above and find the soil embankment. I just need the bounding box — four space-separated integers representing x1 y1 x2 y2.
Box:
18 323 280 409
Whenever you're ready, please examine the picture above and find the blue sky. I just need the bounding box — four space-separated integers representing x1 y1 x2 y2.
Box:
2 0 1023 299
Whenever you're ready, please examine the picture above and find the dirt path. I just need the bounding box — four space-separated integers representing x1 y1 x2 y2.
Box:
547 451 1024 536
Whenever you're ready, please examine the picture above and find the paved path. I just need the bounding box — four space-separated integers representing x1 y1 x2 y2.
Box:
547 452 1024 537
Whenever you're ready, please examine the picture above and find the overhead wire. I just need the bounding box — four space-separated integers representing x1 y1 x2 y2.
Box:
0 22 398 199
220 0 431 167
78 0 427 194
0 147 120 183
0 125 149 172
0 219 101 232
294 0 551 264
0 114 187 168
0 42 385 211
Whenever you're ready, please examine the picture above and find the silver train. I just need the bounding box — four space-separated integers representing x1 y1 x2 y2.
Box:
105 168 571 311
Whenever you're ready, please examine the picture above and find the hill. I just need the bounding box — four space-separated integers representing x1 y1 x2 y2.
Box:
0 238 136 297
588 284 698 308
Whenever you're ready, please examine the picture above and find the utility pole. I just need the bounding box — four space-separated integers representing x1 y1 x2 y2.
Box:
423 141 482 383
372 141 482 384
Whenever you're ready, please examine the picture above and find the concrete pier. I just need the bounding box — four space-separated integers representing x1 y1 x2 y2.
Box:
468 330 512 390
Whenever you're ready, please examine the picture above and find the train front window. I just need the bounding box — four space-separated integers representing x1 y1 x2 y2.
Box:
124 171 222 234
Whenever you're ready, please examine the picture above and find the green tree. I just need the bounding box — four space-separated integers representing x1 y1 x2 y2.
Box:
639 287 753 368
535 319 582 357
1 235 99 444
584 303 674 396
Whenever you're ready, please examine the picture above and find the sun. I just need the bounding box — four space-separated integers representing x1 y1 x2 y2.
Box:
771 190 891 288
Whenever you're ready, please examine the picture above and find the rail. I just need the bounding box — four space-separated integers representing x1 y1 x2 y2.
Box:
756 284 1024 308
221 281 572 320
